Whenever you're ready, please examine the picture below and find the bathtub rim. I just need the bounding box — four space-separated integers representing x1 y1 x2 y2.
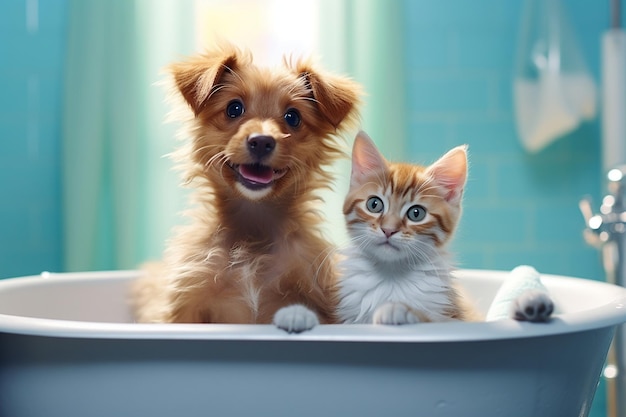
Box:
0 269 624 343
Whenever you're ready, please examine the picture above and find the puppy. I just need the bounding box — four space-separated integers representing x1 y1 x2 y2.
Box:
133 44 361 333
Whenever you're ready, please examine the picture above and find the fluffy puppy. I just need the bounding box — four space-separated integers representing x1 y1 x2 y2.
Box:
133 44 361 332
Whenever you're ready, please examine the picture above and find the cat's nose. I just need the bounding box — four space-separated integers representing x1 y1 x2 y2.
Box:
382 228 398 238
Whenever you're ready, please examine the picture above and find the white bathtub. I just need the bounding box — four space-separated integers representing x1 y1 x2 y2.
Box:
0 269 625 417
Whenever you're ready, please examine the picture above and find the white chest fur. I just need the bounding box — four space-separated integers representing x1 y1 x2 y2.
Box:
337 248 454 324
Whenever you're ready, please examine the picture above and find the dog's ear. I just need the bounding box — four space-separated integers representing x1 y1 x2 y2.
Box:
169 47 240 115
297 66 361 129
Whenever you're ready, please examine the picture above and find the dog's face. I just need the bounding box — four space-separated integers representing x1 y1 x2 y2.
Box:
170 45 360 201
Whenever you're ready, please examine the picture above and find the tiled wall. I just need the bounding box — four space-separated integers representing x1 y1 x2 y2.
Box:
402 4 610 414
0 0 610 283
403 0 608 282
0 0 67 278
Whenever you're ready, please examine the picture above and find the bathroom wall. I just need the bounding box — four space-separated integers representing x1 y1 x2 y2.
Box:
0 0 67 278
0 1 611 280
402 3 609 415
403 0 608 282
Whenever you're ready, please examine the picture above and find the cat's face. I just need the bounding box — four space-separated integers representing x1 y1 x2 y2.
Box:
344 131 467 263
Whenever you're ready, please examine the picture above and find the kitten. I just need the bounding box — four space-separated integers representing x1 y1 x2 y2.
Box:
337 131 553 325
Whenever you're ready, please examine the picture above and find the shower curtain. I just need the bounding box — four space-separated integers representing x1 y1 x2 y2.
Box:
322 0 407 161
62 0 193 271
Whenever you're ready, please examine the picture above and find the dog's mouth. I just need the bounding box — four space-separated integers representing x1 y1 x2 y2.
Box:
230 163 288 190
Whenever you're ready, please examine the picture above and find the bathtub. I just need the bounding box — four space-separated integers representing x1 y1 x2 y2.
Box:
0 270 625 417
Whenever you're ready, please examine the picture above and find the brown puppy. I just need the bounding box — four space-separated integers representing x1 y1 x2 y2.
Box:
133 44 361 332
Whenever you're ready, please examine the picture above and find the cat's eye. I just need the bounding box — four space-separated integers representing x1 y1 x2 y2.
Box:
406 205 427 222
226 100 245 118
366 196 384 213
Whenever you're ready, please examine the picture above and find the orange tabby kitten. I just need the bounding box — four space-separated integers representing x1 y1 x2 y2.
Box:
337 131 477 324
337 131 554 325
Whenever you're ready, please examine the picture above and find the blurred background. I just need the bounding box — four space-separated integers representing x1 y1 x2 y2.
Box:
0 0 620 415
1 0 608 278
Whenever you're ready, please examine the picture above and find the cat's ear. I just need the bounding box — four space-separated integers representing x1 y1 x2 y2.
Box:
350 131 387 187
426 145 468 203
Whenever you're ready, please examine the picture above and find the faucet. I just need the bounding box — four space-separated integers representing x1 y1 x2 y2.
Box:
580 166 626 417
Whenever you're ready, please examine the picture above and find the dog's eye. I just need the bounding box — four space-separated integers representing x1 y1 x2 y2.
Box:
226 100 245 118
283 108 301 128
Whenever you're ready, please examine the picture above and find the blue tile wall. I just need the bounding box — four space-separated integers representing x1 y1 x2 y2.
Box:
402 2 611 415
403 0 607 282
0 0 67 278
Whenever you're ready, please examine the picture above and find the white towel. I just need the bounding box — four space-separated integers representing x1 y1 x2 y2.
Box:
486 265 549 321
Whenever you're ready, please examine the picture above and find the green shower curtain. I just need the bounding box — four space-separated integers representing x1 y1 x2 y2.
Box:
62 0 193 271
61 0 407 271
317 0 408 245
320 0 407 161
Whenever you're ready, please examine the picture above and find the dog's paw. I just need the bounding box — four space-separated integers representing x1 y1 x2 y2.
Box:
511 290 554 322
273 305 319 333
373 302 420 325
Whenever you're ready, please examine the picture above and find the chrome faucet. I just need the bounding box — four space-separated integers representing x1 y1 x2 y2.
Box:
581 166 626 417
581 167 626 250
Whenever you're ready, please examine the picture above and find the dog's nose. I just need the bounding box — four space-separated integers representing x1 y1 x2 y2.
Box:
247 135 276 159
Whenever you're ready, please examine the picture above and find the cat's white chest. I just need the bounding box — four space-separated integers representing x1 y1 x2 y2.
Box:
337 252 453 324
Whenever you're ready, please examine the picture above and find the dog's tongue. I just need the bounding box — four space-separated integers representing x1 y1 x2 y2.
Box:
239 164 274 184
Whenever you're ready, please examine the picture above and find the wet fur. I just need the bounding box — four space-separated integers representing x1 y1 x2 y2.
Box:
132 44 361 329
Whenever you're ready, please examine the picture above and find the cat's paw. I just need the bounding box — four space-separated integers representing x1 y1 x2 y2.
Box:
511 290 554 322
273 304 319 333
373 302 420 325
